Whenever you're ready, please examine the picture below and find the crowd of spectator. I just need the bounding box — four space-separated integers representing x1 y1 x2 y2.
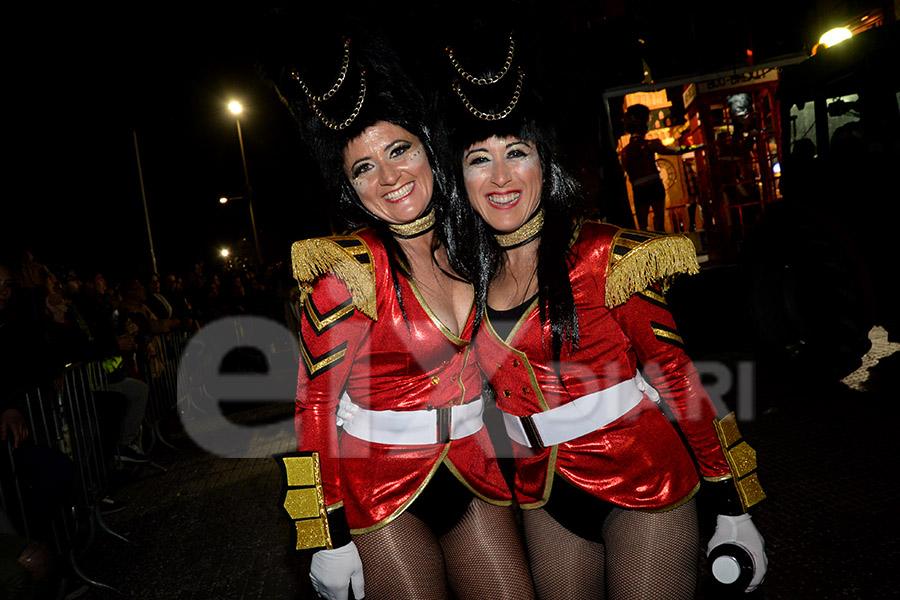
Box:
0 245 298 599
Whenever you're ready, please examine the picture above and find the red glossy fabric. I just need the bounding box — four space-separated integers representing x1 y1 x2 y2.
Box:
294 228 511 532
476 221 731 510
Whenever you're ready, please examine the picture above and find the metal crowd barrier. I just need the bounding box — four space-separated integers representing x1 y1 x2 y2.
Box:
138 329 193 453
1 382 72 553
0 361 125 595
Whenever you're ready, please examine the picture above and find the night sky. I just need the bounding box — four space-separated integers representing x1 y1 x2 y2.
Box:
10 0 856 281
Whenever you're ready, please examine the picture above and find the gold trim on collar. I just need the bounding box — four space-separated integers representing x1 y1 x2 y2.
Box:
485 296 539 345
407 277 472 346
495 207 544 248
388 206 436 239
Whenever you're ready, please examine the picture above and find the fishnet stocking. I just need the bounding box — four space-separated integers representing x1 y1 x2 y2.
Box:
353 499 535 600
523 498 699 600
354 511 449 600
524 506 606 600
603 498 698 600
440 497 536 600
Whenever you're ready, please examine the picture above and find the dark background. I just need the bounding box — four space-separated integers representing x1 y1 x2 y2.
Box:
8 0 883 279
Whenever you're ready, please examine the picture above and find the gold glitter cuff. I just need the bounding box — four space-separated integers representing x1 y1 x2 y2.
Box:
713 412 766 511
278 452 334 550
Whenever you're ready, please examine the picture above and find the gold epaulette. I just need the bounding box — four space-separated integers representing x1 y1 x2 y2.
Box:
605 228 700 308
291 235 377 321
712 412 767 511
278 452 337 550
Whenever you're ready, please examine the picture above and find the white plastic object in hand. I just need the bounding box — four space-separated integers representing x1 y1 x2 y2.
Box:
335 392 358 428
309 541 365 600
707 513 767 592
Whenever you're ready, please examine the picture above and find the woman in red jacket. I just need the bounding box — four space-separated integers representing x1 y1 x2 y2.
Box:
261 22 533 600
439 29 767 600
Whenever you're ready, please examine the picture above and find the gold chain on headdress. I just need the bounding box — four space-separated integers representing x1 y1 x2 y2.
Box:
447 35 515 85
291 38 366 131
292 37 351 102
452 67 524 121
495 207 544 248
309 71 366 131
388 205 436 239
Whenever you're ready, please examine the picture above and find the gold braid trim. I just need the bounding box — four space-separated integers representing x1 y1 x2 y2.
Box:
713 412 767 511
291 236 377 321
605 229 700 308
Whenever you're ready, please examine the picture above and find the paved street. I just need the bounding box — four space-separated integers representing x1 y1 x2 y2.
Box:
66 327 899 600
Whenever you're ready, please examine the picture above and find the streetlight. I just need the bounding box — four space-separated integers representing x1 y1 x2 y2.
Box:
812 27 853 55
133 130 159 274
819 27 852 48
228 100 263 265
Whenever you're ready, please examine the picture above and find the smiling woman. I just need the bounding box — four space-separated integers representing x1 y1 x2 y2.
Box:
462 137 542 234
343 122 434 225
440 24 768 600
257 16 534 600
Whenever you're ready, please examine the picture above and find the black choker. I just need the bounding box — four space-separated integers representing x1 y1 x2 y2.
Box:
388 206 436 239
494 207 544 249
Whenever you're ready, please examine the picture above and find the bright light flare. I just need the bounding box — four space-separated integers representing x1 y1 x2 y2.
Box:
228 101 243 115
219 197 229 204
220 248 230 258
819 28 852 48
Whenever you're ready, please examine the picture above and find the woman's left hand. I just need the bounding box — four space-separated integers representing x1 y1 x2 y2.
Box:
707 513 767 592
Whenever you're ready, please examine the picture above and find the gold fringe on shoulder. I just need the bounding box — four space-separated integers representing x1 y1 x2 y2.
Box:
291 236 377 321
605 229 700 308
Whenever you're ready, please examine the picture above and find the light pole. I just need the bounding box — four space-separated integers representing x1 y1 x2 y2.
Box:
228 100 263 266
133 130 159 274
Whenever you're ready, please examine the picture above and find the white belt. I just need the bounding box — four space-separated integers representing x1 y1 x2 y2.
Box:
502 373 658 449
339 395 485 445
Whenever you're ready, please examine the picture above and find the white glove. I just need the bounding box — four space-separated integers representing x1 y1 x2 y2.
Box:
309 541 365 600
707 513 767 592
335 393 358 428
